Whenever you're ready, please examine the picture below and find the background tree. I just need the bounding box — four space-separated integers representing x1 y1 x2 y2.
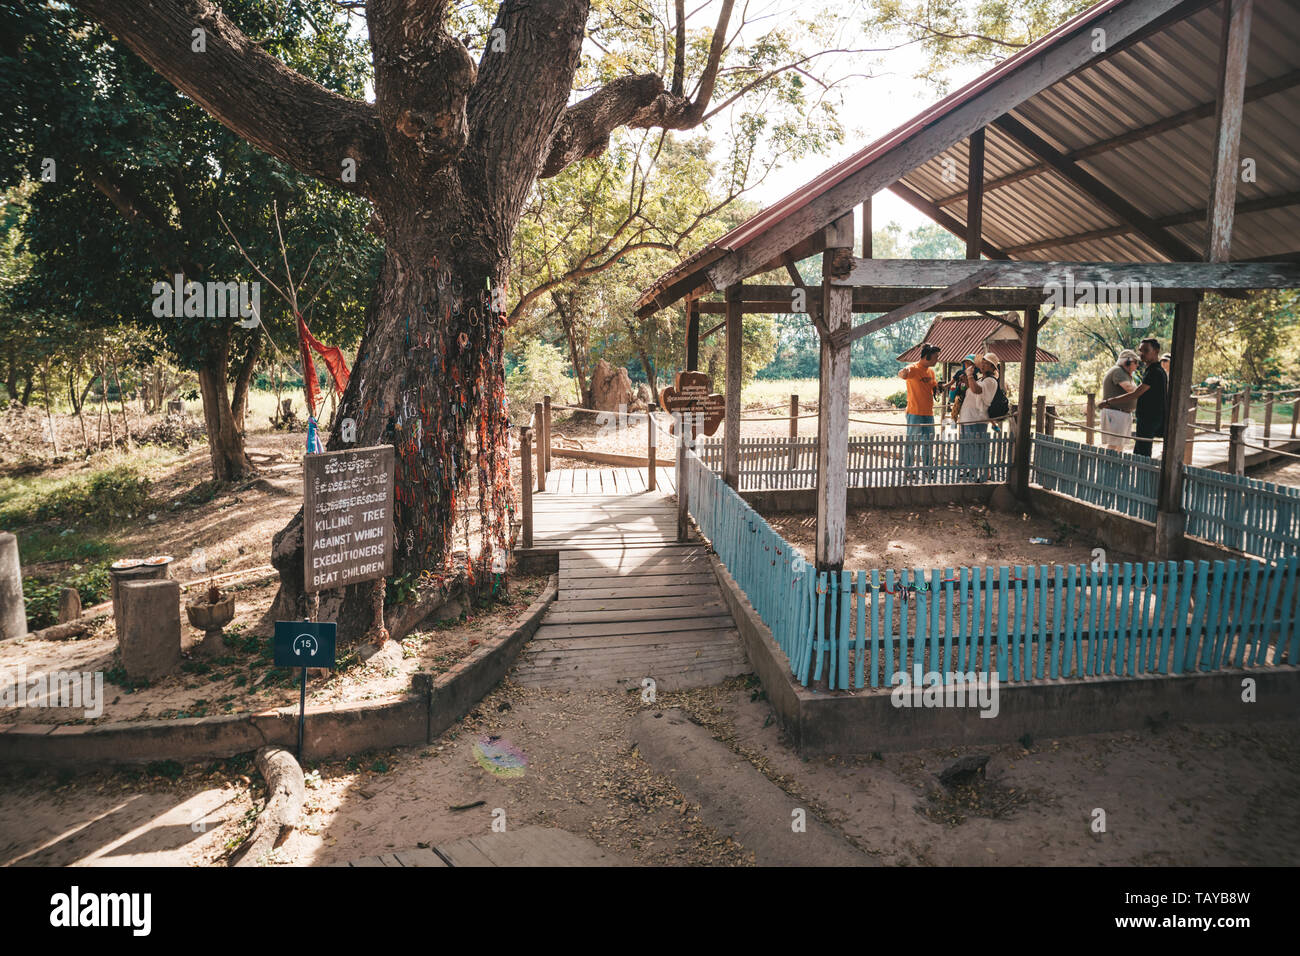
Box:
0 0 380 481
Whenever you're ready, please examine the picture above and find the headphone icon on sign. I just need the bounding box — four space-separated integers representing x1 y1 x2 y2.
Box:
293 633 319 658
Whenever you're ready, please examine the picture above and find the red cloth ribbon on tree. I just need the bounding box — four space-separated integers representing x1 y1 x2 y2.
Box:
296 310 350 416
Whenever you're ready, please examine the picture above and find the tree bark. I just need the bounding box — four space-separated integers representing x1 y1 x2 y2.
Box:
197 336 255 482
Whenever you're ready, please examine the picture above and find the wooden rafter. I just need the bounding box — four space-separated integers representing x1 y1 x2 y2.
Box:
992 115 1201 262
830 267 1002 349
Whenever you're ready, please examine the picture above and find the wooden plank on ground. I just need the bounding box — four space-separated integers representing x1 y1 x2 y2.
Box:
557 584 721 601
544 603 728 624
532 617 736 641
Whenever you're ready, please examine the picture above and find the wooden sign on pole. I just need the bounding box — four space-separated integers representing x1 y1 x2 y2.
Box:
303 444 395 593
661 370 725 437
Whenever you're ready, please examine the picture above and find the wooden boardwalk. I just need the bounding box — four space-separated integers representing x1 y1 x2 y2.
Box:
515 469 749 691
544 465 676 495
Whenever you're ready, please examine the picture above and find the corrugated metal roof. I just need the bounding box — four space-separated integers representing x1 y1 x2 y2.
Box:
636 0 1300 314
896 316 1059 363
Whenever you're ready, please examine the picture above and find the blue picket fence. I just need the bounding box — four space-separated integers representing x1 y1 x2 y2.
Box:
685 445 1300 691
1183 465 1300 559
1033 433 1300 560
1032 434 1159 521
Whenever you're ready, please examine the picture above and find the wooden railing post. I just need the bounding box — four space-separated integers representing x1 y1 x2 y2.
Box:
1035 394 1046 434
533 402 545 493
542 394 552 473
788 394 799 470
1241 389 1251 422
1291 392 1299 437
676 416 690 542
1085 392 1096 444
647 403 657 491
1215 386 1224 430
1183 398 1198 465
1228 422 1246 475
1231 391 1240 424
1263 395 1274 448
520 426 533 548
1045 404 1056 437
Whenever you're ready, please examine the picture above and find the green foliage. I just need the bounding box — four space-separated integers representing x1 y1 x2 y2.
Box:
886 391 908 409
22 562 111 631
506 341 573 423
0 465 150 527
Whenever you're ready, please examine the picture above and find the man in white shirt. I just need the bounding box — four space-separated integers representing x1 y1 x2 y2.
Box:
1099 350 1139 452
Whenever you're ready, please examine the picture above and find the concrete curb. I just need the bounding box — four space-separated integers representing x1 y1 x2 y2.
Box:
0 575 558 771
706 549 1300 755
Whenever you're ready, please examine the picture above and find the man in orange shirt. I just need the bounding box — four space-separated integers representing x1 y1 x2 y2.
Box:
899 343 942 479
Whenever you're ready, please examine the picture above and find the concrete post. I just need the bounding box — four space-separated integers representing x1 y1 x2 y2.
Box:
0 532 26 640
119 579 182 682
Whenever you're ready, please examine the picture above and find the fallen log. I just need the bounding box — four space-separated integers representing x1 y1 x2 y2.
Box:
27 613 108 641
231 745 305 867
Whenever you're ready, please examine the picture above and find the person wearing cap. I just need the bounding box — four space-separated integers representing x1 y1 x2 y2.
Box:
958 353 1000 480
1100 338 1167 457
1098 349 1140 452
1161 352 1171 377
899 343 942 479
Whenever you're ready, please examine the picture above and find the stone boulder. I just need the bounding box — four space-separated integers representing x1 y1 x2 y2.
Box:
590 359 634 412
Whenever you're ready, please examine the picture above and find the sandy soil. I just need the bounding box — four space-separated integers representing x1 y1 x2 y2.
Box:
4 677 1296 866
761 501 1141 572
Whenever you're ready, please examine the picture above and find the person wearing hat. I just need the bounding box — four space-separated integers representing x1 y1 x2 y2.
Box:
899 342 942 479
1098 349 1140 452
1160 352 1171 377
957 353 1000 480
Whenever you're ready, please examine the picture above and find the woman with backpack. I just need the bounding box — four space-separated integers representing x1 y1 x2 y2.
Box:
958 353 1004 481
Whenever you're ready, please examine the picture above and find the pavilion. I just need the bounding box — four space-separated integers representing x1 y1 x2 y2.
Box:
634 0 1300 572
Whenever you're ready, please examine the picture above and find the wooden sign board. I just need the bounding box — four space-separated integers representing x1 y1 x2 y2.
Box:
661 371 725 437
303 444 395 593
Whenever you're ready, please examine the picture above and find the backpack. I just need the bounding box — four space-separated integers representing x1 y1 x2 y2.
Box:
987 380 1009 419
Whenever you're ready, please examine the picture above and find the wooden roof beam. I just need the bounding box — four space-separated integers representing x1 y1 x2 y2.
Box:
833 258 1300 289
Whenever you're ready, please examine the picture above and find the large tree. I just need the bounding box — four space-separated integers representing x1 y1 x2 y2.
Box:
60 0 852 632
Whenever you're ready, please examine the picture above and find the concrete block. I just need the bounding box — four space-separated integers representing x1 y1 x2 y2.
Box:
119 579 182 682
0 532 27 640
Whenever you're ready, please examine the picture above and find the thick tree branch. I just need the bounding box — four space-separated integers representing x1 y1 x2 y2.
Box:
74 0 389 196
538 0 735 179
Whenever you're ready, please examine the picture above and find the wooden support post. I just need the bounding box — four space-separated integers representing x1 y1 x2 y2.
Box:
1156 300 1199 559
520 427 533 548
676 422 689 542
1184 397 1198 465
1009 307 1040 499
1045 404 1056 437
1228 422 1246 474
1231 391 1241 424
861 197 872 259
1242 389 1251 422
788 394 799 470
815 213 854 574
1291 394 1299 437
1085 392 1096 444
533 402 545 493
647 403 657 490
1263 395 1274 448
1035 394 1046 433
685 298 700 372
542 395 552 473
965 129 985 260
1205 0 1254 262
1215 386 1224 430
723 284 743 489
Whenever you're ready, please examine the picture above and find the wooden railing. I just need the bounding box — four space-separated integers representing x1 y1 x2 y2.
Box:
1031 434 1159 521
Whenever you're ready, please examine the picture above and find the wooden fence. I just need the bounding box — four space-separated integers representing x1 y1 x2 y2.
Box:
697 430 1014 490
685 445 1300 692
1183 466 1300 559
1031 434 1159 521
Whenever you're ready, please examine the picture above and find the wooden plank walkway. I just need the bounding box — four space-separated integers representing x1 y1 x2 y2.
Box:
515 468 749 692
543 465 676 495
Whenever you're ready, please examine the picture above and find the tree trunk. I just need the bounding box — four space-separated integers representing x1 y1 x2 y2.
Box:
272 213 512 638
638 349 660 405
109 357 132 445
19 374 33 406
197 339 256 483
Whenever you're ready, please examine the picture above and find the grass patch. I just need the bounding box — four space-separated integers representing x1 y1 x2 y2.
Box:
0 463 151 527
22 562 113 630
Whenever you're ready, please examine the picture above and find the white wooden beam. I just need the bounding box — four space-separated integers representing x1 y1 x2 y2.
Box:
832 258 1300 289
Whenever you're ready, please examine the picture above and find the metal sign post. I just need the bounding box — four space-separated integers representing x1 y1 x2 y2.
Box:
273 620 338 761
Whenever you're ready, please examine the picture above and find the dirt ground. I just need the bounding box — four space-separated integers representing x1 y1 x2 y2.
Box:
3 677 1297 866
762 501 1141 572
